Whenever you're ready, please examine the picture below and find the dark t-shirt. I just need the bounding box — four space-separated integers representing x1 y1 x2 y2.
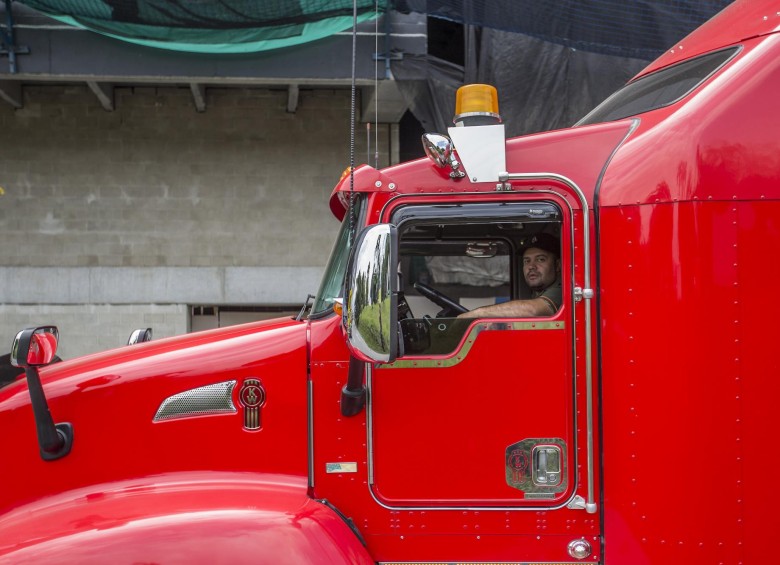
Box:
532 278 562 313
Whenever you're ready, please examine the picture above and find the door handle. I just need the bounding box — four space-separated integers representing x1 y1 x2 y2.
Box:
533 445 561 486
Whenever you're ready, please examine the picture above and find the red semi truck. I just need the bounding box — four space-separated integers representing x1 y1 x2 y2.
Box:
2 1 779 562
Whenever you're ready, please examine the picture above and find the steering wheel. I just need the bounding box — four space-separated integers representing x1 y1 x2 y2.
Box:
413 282 468 314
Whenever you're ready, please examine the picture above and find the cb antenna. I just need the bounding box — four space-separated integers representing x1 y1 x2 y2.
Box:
347 0 358 243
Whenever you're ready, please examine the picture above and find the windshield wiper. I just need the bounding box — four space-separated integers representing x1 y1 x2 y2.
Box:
296 294 315 321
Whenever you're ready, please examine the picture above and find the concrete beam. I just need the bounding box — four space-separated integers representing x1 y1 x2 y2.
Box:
0 266 324 305
286 84 299 114
0 80 22 108
86 81 114 111
189 82 206 112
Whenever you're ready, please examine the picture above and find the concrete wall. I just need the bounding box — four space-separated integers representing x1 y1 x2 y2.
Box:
0 85 390 358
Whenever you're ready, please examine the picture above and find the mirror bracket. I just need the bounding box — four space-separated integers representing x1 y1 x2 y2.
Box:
40 422 74 461
340 356 367 417
11 326 73 461
340 384 366 417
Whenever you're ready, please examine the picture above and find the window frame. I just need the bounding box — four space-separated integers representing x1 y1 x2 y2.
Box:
390 199 565 358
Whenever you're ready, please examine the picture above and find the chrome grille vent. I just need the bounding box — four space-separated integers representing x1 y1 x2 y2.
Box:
153 380 237 422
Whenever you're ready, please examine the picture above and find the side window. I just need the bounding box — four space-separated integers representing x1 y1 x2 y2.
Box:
577 46 738 125
402 246 511 315
392 202 563 357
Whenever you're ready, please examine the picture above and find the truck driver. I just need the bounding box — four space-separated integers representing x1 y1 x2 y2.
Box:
458 233 561 318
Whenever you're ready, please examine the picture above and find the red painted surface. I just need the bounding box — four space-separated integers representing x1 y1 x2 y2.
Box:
2 1 780 562
639 1 780 77
0 318 310 514
309 312 601 563
599 199 780 563
0 472 373 564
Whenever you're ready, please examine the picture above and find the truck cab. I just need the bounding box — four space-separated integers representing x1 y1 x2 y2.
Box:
3 1 780 563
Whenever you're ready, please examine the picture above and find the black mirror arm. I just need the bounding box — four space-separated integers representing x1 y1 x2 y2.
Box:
340 355 366 417
24 366 73 461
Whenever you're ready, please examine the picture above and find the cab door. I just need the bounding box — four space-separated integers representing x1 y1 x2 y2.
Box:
360 195 584 510
370 319 573 507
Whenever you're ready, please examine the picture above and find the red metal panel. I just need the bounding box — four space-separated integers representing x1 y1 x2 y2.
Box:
599 200 780 562
328 120 634 221
596 24 780 560
638 0 780 78
0 318 310 514
0 472 373 564
371 324 573 506
732 201 780 564
601 34 780 207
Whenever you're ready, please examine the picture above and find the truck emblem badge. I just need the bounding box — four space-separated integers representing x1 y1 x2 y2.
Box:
239 378 265 430
507 448 530 487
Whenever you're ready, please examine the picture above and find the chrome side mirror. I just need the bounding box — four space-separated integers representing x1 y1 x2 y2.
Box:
422 133 452 168
343 224 399 363
422 133 465 178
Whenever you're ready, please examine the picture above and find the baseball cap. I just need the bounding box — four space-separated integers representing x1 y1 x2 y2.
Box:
522 233 559 257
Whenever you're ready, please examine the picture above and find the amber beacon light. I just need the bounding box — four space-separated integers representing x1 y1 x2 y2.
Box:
453 84 501 126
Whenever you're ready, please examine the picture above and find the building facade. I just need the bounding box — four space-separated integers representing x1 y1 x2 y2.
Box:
0 3 422 358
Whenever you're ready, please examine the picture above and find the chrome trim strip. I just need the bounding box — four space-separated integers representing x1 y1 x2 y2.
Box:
153 380 237 422
308 379 314 489
366 362 375 486
368 189 580 512
500 172 597 514
384 321 565 369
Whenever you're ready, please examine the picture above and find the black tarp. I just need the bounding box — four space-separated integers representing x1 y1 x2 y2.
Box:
395 0 733 60
392 0 733 135
13 0 735 133
393 32 650 136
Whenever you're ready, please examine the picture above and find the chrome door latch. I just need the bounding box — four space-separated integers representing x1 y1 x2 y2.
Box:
574 287 594 302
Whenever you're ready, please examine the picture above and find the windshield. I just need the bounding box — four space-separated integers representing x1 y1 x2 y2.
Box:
311 195 364 316
577 47 738 126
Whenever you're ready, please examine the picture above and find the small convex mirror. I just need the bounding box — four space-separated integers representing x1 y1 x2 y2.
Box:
128 327 153 345
422 133 453 168
11 326 59 368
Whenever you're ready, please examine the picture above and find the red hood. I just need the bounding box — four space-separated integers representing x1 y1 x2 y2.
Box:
0 317 310 514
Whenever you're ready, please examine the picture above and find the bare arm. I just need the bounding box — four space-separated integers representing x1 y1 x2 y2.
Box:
457 296 557 318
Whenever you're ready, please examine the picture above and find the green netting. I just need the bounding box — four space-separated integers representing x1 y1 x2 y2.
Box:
18 1 386 53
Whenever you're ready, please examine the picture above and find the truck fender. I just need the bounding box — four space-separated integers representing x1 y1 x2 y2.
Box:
0 471 373 564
